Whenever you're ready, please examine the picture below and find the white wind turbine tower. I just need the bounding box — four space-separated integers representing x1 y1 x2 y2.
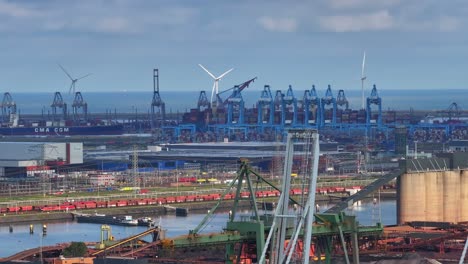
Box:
198 64 233 108
361 51 366 110
361 51 369 174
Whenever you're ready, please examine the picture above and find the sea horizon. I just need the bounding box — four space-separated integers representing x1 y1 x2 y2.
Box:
3 89 467 115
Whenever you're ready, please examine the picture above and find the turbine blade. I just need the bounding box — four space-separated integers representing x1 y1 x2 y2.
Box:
198 64 216 79
361 51 366 78
217 68 233 79
58 64 74 81
77 73 92 80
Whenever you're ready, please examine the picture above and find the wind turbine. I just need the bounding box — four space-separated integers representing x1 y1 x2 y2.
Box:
361 51 369 174
198 64 233 108
58 64 92 94
361 51 366 110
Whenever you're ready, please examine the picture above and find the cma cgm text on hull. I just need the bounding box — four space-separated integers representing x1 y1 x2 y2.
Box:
0 124 124 136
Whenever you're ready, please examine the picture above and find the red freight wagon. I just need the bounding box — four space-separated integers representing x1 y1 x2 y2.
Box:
166 197 176 203
185 196 196 202
117 201 127 207
263 191 277 197
84 202 97 209
20 205 33 211
240 192 250 198
96 201 107 208
8 207 21 212
334 187 345 192
107 201 118 207
210 194 221 200
74 203 87 209
137 199 148 206
290 189 302 195
60 204 75 210
127 200 137 206
156 198 167 205
147 198 158 205
41 205 61 211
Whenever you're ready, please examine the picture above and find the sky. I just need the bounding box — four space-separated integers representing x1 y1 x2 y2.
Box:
1 0 468 94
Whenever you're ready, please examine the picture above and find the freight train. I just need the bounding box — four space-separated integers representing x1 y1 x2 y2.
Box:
0 186 363 214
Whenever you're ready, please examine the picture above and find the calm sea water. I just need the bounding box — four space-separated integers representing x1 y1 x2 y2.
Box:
0 199 396 258
8 89 468 115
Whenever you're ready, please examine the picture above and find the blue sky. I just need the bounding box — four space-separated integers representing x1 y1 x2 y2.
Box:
0 0 468 94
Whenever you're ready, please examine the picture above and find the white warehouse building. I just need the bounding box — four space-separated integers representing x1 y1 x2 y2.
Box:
0 142 83 179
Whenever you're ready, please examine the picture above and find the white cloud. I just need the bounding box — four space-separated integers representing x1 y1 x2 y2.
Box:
257 16 298 32
0 1 198 34
437 16 460 32
95 17 134 34
328 0 401 9
0 0 38 18
0 1 465 36
319 10 394 32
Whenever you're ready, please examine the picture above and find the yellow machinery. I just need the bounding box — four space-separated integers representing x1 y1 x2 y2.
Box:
96 225 114 249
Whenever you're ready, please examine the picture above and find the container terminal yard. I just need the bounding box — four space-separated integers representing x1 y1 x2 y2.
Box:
0 71 467 263
0 69 467 145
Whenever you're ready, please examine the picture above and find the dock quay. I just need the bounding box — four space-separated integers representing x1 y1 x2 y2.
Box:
163 205 189 216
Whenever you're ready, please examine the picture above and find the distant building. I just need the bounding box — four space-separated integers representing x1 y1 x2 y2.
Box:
446 140 468 152
0 142 83 180
88 173 115 186
394 126 407 155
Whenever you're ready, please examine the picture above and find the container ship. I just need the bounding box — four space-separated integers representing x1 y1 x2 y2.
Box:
0 91 126 137
0 124 124 136
0 112 124 136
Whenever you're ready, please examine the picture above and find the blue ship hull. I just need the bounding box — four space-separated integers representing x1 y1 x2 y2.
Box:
0 124 124 136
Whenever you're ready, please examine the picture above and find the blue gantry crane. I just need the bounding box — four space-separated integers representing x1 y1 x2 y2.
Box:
366 84 382 127
336 89 349 125
303 89 312 126
51 92 67 121
283 85 298 126
274 90 285 126
321 85 337 126
1 92 16 123
310 85 322 126
226 85 245 125
302 85 321 127
336 89 349 110
257 85 274 126
72 91 88 123
197 91 210 112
